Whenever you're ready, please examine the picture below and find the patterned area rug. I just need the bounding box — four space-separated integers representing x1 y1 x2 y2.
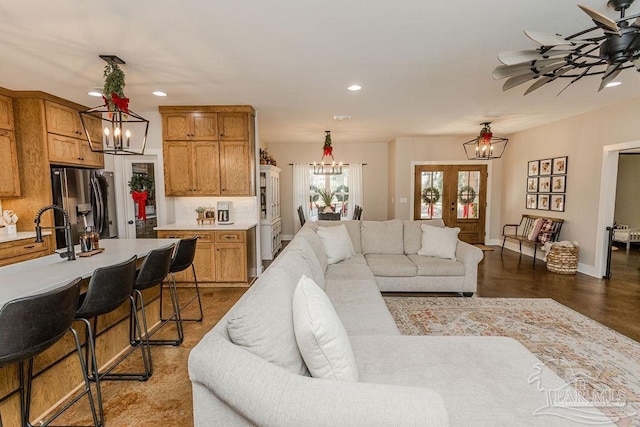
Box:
384 297 640 426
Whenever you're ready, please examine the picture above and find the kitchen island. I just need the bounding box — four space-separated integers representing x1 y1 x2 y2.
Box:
0 238 178 425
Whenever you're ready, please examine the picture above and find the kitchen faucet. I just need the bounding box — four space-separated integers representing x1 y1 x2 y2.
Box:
34 204 76 261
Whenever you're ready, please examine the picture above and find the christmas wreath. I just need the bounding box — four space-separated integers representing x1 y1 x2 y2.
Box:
102 60 129 113
421 186 440 204
458 185 476 204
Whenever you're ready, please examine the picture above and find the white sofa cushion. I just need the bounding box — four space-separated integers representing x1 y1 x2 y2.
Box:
292 275 359 382
296 227 329 272
317 224 356 264
317 220 363 253
226 251 309 376
361 219 404 254
407 254 466 276
418 225 460 261
286 238 326 289
403 219 445 254
365 254 418 277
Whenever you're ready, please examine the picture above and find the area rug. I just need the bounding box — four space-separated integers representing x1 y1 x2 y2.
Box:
384 297 640 425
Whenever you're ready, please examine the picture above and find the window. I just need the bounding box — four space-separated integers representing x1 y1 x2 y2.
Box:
309 168 350 220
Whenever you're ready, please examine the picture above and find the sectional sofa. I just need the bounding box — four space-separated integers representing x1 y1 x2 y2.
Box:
188 220 611 426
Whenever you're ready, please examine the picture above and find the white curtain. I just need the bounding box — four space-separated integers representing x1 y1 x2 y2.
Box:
292 163 310 234
348 164 364 219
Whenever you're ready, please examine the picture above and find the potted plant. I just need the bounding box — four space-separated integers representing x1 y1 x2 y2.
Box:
317 188 336 213
128 174 154 220
195 206 206 220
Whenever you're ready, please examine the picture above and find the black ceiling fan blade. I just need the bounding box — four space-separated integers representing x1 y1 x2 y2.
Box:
578 5 621 34
492 58 566 80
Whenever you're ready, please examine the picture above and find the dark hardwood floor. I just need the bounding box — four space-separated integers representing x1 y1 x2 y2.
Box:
474 244 640 342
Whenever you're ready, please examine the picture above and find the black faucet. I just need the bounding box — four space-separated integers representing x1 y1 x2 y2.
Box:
34 204 76 261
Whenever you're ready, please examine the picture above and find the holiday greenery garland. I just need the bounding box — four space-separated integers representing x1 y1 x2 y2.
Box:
458 185 476 204
421 186 440 204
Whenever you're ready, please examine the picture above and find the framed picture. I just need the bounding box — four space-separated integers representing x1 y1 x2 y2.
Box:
528 160 540 176
550 194 565 212
537 194 550 210
526 194 537 209
551 175 566 193
538 176 551 192
552 156 568 175
539 159 552 175
527 177 538 193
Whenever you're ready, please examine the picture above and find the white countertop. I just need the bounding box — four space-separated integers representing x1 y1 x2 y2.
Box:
0 238 178 307
154 222 257 231
0 231 52 244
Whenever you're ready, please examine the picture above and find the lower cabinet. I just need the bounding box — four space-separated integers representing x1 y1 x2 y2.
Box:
157 230 248 283
0 235 52 267
260 218 282 260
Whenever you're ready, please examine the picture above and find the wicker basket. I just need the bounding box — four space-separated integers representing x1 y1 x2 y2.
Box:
546 244 579 274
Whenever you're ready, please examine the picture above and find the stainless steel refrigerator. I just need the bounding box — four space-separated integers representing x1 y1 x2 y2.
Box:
51 168 118 249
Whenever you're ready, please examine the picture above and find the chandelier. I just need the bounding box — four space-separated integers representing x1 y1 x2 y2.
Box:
462 122 508 160
79 55 149 155
313 130 343 175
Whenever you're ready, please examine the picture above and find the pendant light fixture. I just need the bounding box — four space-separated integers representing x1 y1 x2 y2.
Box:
463 122 508 160
313 130 343 175
79 55 149 155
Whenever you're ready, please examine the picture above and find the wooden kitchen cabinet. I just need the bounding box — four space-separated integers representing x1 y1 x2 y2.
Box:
0 94 20 197
157 229 249 284
163 140 221 196
45 100 104 168
160 105 255 197
162 112 218 141
0 235 51 267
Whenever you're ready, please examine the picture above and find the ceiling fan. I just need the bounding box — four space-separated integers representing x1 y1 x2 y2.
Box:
494 0 640 95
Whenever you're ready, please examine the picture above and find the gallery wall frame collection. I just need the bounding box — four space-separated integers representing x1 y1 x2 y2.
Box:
526 156 567 212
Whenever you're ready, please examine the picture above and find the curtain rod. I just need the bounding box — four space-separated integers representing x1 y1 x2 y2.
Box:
287 163 367 166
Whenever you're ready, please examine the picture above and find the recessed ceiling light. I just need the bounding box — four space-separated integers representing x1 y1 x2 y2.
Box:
88 90 102 97
605 81 621 88
153 91 168 97
333 115 351 121
347 84 362 91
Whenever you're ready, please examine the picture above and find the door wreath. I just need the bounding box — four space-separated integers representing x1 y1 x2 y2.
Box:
421 186 440 216
458 185 476 217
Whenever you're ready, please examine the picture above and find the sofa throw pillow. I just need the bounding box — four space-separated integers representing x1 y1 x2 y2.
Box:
537 219 555 244
292 274 359 382
317 224 356 264
417 225 460 261
527 218 544 241
361 219 404 254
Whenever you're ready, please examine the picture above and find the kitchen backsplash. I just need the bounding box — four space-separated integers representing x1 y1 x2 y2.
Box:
173 197 258 223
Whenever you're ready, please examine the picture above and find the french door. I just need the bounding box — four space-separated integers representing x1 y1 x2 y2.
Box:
413 164 487 244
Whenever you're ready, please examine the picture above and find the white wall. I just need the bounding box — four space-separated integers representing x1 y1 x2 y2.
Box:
500 96 640 274
267 142 389 237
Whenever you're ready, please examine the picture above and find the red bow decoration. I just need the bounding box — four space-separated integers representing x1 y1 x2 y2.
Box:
323 146 333 157
111 93 129 113
131 190 148 220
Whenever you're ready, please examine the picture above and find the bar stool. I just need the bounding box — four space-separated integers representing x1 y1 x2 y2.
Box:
0 278 100 427
74 256 140 423
160 236 203 322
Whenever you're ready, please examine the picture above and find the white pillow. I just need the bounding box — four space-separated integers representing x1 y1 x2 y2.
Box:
316 224 356 264
292 275 359 382
418 225 460 260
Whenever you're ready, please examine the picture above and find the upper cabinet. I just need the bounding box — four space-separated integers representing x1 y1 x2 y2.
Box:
160 106 255 197
44 101 104 168
163 112 219 141
0 94 20 197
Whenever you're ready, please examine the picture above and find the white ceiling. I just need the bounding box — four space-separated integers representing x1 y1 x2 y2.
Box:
1 0 639 145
